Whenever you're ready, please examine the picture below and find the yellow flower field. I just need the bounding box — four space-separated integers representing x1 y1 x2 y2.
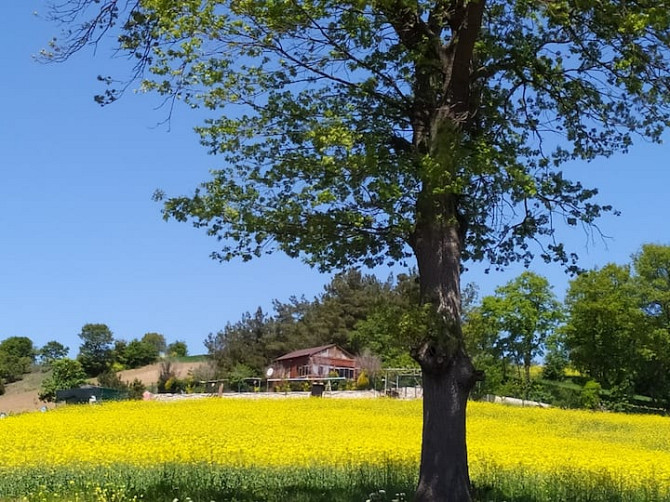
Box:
0 397 669 498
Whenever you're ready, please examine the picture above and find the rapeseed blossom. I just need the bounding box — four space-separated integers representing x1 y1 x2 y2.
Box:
0 398 668 496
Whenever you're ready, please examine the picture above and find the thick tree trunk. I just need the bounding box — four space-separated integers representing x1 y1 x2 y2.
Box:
411 209 477 502
415 353 474 501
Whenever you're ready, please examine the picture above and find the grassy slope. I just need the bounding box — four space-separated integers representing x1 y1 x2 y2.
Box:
0 357 208 414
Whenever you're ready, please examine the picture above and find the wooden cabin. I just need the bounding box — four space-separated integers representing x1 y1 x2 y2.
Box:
271 344 357 381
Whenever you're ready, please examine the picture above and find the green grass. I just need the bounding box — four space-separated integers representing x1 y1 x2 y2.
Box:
169 354 208 363
1 463 668 502
0 464 415 502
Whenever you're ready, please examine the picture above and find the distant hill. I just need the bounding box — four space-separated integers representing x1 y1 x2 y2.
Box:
117 359 209 387
0 358 209 415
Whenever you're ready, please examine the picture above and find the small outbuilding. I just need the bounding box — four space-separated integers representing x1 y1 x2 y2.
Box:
55 386 125 404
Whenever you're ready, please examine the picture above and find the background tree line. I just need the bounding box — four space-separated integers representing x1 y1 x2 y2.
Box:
208 244 670 413
0 326 188 397
465 244 670 412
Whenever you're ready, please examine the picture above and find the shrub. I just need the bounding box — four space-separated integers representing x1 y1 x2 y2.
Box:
356 371 370 390
580 380 602 410
157 360 175 393
276 380 291 393
127 379 146 400
97 370 127 390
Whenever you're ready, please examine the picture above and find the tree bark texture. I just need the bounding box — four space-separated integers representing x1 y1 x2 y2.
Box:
411 213 477 502
415 354 474 501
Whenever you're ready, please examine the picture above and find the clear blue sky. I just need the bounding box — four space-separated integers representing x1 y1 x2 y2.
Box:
2 3 669 356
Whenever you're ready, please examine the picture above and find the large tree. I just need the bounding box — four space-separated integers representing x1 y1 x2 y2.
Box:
485 272 562 393
46 1 670 499
0 336 36 382
39 340 70 366
564 264 645 389
631 245 670 407
77 323 115 377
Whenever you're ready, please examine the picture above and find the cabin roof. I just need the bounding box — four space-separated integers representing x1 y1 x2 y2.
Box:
274 343 353 362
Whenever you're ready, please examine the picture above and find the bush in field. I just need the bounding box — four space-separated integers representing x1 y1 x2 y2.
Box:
96 371 145 399
227 363 256 392
157 359 175 393
164 376 188 393
580 380 602 410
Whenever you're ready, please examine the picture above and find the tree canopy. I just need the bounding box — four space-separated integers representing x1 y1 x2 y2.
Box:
563 245 670 408
77 323 115 377
45 0 670 274
0 337 35 384
488 271 562 390
39 341 70 365
39 358 88 403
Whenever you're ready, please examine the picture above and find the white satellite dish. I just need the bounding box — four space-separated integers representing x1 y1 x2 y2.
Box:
265 367 274 378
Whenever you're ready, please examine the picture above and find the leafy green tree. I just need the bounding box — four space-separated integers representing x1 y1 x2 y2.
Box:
39 341 69 365
350 308 415 367
631 244 670 407
294 270 396 353
206 308 275 377
141 333 167 355
541 331 570 382
47 1 670 498
77 323 115 377
349 273 420 366
167 340 189 358
0 337 35 362
228 363 257 392
123 339 160 368
0 336 35 382
111 339 128 368
462 299 506 396
486 272 563 394
0 352 28 384
634 244 670 323
39 358 88 402
564 264 645 390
